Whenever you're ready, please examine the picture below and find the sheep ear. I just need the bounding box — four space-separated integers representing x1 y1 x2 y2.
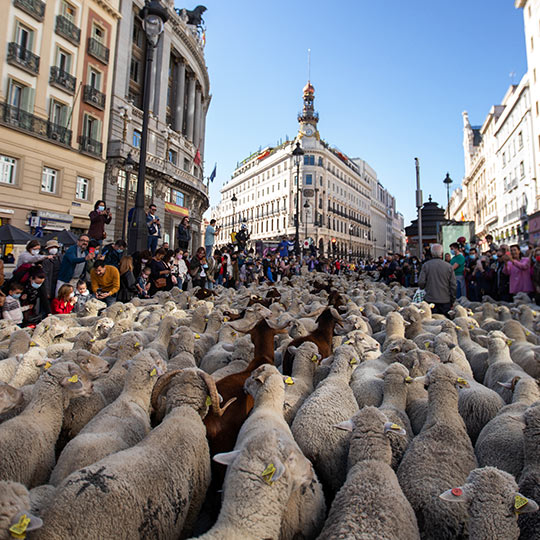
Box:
213 450 241 466
497 381 513 389
334 420 354 432
10 511 43 533
287 346 298 356
222 343 235 352
514 493 539 514
439 486 469 502
383 421 407 436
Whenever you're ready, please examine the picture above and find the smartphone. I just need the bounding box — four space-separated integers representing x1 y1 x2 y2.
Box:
89 247 96 254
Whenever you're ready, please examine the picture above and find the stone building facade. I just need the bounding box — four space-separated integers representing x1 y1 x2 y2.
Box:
103 0 210 247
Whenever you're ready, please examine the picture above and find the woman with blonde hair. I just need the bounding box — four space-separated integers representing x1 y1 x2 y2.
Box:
117 255 137 302
51 283 76 314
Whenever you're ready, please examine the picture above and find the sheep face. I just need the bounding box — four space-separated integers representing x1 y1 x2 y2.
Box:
244 364 284 399
76 353 110 379
0 481 43 540
0 383 24 415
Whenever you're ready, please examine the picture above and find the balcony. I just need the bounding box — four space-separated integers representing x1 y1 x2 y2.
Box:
79 135 102 157
7 43 40 75
49 66 76 94
83 85 106 110
87 37 109 64
55 15 80 45
13 0 45 21
0 102 72 147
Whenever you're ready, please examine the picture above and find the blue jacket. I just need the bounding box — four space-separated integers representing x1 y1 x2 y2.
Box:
58 245 87 282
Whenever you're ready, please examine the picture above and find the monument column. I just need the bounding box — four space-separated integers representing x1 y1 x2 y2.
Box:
194 87 202 148
174 60 186 133
186 75 196 142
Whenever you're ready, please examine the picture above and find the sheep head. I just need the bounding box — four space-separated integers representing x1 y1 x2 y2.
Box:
0 382 24 415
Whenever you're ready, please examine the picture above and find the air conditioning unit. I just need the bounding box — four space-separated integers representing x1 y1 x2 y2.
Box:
88 144 96 153
91 95 99 103
50 131 59 140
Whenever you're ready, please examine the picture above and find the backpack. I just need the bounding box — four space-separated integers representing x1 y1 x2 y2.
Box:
12 263 34 284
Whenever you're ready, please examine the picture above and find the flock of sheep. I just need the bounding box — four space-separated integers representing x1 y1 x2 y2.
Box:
0 271 539 539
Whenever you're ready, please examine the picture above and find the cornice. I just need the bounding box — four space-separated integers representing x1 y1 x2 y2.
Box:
92 0 122 19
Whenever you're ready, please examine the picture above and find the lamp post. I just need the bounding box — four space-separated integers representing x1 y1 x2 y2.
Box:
443 172 453 218
292 142 305 256
415 158 423 259
122 151 136 241
303 200 309 254
231 193 237 232
349 224 353 261
128 0 169 254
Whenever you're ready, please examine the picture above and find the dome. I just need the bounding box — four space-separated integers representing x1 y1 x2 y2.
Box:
303 81 315 95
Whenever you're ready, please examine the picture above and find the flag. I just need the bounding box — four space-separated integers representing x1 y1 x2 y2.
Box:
202 31 206 47
209 164 217 183
194 148 201 166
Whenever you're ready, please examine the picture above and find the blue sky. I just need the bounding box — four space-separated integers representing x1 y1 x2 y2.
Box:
180 0 528 226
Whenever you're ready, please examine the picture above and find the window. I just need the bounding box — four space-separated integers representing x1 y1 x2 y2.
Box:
88 67 102 90
305 174 313 185
130 58 141 83
61 1 76 22
83 114 101 141
7 79 34 113
518 131 523 149
318 157 323 166
0 155 17 185
42 167 58 193
76 176 90 200
303 155 315 165
56 48 72 73
172 190 184 206
520 161 525 178
168 148 177 165
133 130 141 148
49 99 68 127
92 23 105 43
502 152 506 166
15 21 34 51
183 157 190 172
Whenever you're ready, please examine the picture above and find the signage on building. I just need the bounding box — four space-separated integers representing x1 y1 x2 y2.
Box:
303 189 314 198
37 210 73 223
164 202 189 218
0 208 14 215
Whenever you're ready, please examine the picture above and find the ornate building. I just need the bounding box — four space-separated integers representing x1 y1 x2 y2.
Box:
103 0 210 246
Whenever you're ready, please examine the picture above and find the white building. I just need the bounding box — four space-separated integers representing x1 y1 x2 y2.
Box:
213 82 404 258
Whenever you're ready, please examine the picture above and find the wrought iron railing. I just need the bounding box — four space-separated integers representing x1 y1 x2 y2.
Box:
79 135 103 157
55 15 81 45
7 42 40 75
49 66 76 94
87 37 109 64
83 85 106 110
13 0 45 21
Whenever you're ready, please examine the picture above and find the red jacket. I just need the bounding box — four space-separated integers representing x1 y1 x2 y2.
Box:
51 298 74 315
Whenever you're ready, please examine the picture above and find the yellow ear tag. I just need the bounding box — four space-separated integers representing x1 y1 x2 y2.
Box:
526 331 531 336
506 339 513 346
533 311 538 316
205 317 209 322
205 395 212 407
9 514 30 539
455 325 462 330
232 331 237 336
194 334 200 339
285 376 294 385
405 376 413 383
150 368 157 377
456 377 467 385
344 339 351 345
224 316 229 322
29 341 36 347
390 423 402 430
515 494 528 510
359 307 364 312
261 463 276 485
424 342 430 349
349 358 358 365
44 361 52 370
89 337 96 343
68 374 79 384
311 354 319 362
429 303 435 308
134 342 140 348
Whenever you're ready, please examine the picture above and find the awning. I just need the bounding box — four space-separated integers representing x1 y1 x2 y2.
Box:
71 217 90 229
164 202 189 218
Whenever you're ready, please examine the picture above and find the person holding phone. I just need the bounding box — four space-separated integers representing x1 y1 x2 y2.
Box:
204 219 220 259
88 200 112 243
56 234 94 294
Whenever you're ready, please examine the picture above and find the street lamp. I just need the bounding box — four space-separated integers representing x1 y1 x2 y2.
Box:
122 151 136 240
349 224 353 261
231 193 237 231
128 0 169 254
292 141 305 256
443 172 453 218
303 200 309 254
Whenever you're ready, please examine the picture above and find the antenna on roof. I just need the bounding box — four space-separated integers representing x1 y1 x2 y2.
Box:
307 48 311 81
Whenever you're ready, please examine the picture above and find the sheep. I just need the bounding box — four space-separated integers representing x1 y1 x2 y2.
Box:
440 467 538 540
0 382 24 415
517 402 540 539
0 362 93 488
211 335 254 380
49 350 166 486
146 315 178 361
454 318 489 382
397 364 477 540
282 342 320 424
317 406 420 540
6 330 31 357
0 481 43 539
0 354 23 383
167 325 197 371
34 368 214 540
502 320 540 378
291 344 359 500
7 347 49 388
475 377 540 480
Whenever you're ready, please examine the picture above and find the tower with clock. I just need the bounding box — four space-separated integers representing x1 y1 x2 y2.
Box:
298 81 320 141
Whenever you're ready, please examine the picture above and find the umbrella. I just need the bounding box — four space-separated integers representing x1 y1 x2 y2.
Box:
0 224 34 245
42 229 79 247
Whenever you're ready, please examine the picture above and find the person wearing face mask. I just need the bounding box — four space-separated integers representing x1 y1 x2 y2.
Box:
1 282 27 325
449 242 466 298
57 234 94 294
88 200 112 243
15 240 49 269
102 239 127 269
21 268 50 325
41 239 62 301
502 244 534 299
51 284 76 314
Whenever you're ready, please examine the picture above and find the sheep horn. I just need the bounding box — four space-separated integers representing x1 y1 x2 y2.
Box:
150 370 184 413
226 317 261 333
198 371 237 416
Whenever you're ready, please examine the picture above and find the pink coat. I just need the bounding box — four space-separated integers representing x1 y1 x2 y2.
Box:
503 258 534 294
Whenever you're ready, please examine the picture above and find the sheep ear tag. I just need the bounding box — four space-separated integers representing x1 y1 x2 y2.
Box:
349 357 358 366
261 463 277 485
284 376 294 385
205 395 212 407
194 334 201 339
9 511 43 539
150 368 157 377
424 342 430 349
514 493 539 513
384 422 407 436
44 361 52 370
455 377 469 389
29 341 37 347
404 376 413 384
439 487 466 502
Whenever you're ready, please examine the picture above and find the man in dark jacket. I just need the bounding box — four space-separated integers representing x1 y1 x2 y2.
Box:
21 267 50 325
56 234 94 293
102 240 127 269
417 243 456 316
41 239 62 301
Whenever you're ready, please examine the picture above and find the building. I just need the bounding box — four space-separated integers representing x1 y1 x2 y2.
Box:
0 0 120 233
103 0 210 246
214 81 404 259
405 197 449 254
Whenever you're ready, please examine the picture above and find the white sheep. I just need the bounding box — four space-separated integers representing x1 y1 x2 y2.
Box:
0 481 43 539
0 382 24 415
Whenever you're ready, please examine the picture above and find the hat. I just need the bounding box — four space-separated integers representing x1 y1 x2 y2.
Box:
457 236 466 244
45 239 60 249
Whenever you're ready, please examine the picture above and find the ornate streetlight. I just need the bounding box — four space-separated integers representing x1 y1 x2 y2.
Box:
443 172 453 218
292 142 305 256
231 193 237 231
128 0 169 254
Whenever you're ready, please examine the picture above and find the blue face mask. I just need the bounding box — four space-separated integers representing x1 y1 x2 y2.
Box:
11 293 21 299
116 249 124 254
469 255 476 260
450 249 455 256
31 281 42 289
98 206 105 212
492 255 498 260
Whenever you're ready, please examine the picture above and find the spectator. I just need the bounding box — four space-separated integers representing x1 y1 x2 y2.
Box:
137 266 152 299
41 239 62 301
450 242 466 298
73 279 91 314
56 234 94 293
51 284 76 315
1 282 26 325
204 219 220 259
149 247 171 295
495 245 512 302
102 240 127 269
503 244 534 299
90 260 120 306
21 267 50 325
146 203 161 255
88 200 112 243
531 247 540 305
15 240 48 269
171 248 188 289
485 234 498 252
189 247 208 288
117 256 138 303
177 216 191 251
418 243 456 317
133 249 152 279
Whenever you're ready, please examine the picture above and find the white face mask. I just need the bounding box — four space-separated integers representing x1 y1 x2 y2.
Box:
80 290 89 296
31 249 40 255
141 259 148 264
49 248 58 255
69 292 75 298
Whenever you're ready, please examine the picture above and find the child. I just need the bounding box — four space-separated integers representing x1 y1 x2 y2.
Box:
2 282 28 325
51 284 76 314
73 280 91 314
137 266 151 298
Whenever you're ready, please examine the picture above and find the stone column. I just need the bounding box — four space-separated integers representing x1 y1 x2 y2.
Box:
186 76 196 142
174 60 186 133
193 88 202 148
199 100 207 159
